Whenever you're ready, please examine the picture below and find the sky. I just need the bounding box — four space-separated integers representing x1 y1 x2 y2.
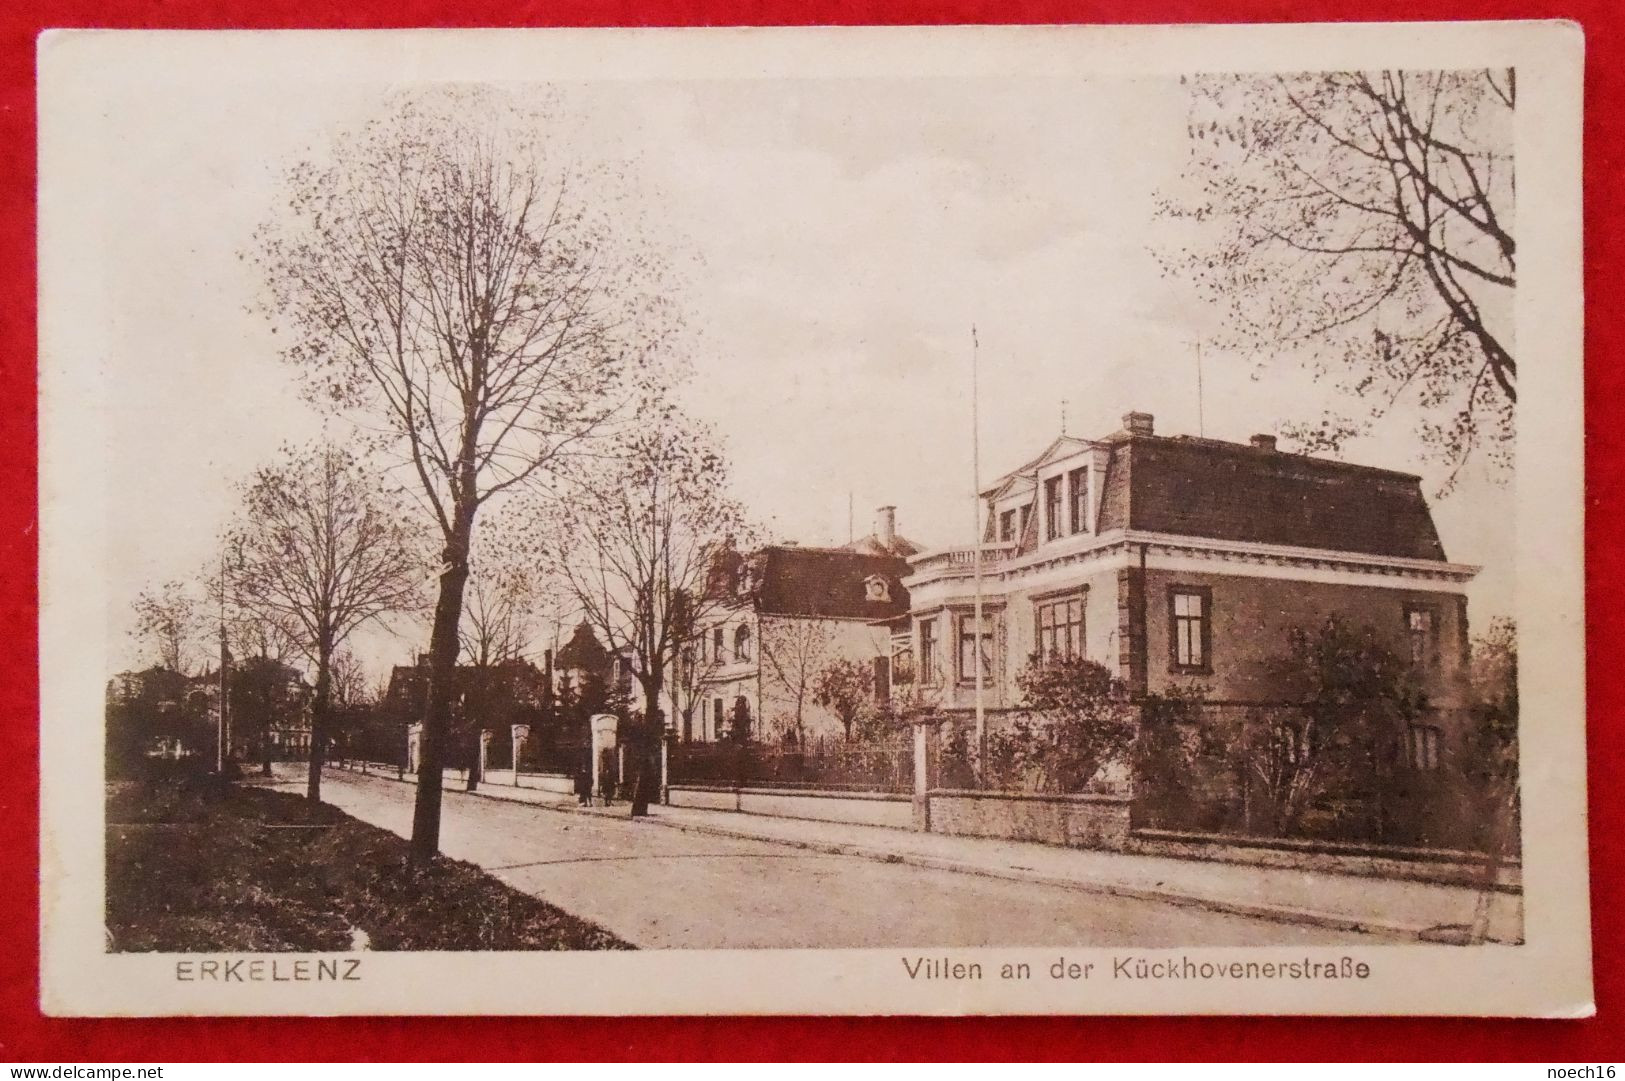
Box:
89 71 1515 681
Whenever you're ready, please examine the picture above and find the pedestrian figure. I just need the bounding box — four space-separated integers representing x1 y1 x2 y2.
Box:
598 747 616 806
574 751 592 806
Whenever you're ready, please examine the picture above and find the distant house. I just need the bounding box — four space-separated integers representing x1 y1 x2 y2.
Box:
677 506 923 743
224 657 313 761
551 620 634 706
105 665 196 762
900 412 1477 765
383 655 550 766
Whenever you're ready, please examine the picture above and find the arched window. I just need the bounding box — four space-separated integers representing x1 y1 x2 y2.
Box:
734 624 752 662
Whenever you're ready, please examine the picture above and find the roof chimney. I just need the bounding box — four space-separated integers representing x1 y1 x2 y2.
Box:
1249 434 1278 451
875 505 897 548
1123 411 1154 436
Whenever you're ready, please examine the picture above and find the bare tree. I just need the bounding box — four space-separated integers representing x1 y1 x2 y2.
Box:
667 635 723 743
460 551 536 670
1160 70 1515 484
227 612 296 667
330 649 370 710
455 543 541 791
229 443 423 802
538 405 753 812
758 616 839 745
130 580 202 674
251 89 674 857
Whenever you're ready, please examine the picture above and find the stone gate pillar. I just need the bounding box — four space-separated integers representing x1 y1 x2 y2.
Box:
589 713 619 799
406 722 423 778
660 715 675 805
911 718 938 832
510 724 530 786
479 730 493 779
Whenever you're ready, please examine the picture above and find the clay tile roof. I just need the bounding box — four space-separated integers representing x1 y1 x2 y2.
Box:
752 545 913 619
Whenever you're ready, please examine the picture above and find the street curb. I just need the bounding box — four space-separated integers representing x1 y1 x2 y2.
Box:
327 766 1488 943
614 811 1427 942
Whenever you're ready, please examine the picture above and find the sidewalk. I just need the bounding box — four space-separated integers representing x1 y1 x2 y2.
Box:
329 763 1522 943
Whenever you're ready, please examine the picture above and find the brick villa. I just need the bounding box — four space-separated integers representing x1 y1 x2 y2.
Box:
895 411 1479 767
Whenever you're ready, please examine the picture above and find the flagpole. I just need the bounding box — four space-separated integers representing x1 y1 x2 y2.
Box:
1195 340 1205 437
971 325 986 773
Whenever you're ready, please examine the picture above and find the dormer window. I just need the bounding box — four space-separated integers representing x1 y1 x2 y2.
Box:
1044 476 1063 540
864 575 891 602
1068 466 1089 534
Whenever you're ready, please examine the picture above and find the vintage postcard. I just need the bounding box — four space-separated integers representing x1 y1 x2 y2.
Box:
38 21 1588 1016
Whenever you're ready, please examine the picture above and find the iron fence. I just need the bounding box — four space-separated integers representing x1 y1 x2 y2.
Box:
533 741 591 777
669 737 913 795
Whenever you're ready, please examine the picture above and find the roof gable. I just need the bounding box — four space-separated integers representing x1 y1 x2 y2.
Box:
980 435 1093 497
554 621 611 670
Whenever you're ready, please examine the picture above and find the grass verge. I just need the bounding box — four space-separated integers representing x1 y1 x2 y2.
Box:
106 763 632 952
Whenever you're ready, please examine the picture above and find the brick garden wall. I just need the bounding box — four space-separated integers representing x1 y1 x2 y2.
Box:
927 789 1133 850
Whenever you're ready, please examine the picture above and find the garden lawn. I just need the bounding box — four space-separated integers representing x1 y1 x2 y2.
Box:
106 768 631 952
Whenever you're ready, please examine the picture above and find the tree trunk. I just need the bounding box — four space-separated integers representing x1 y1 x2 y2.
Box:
409 523 473 864
630 672 662 817
306 640 332 803
466 672 483 793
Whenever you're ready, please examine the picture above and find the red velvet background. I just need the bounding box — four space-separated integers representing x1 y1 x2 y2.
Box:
0 0 1616 1062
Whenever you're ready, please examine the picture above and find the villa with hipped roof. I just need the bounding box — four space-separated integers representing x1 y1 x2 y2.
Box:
896 411 1479 772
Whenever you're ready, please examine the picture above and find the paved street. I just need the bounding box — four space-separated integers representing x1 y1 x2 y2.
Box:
318 770 1371 949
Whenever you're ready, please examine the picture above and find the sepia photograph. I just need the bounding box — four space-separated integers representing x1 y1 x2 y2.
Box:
36 22 1587 1016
